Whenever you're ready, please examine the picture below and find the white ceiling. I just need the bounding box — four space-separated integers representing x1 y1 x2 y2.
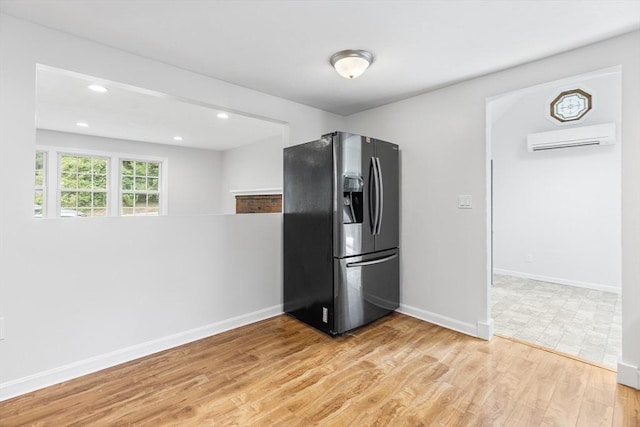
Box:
5 0 640 149
36 67 285 151
2 0 639 117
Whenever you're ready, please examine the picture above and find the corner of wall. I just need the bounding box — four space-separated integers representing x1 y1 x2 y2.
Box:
397 305 495 340
616 360 640 390
476 319 494 341
397 305 478 338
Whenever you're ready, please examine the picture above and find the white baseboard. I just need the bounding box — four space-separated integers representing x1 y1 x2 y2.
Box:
0 305 283 402
398 304 481 338
476 319 494 341
617 361 640 389
493 268 620 294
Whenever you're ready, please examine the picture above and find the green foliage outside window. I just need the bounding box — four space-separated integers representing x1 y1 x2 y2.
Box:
34 152 163 218
34 151 46 217
121 160 160 216
59 155 108 216
35 151 45 186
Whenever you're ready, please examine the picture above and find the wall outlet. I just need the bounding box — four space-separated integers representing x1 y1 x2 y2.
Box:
0 317 4 340
458 195 473 209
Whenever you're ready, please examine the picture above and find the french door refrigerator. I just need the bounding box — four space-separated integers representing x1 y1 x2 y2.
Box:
283 131 399 335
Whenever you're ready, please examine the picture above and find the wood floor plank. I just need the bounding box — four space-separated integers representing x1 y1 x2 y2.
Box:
613 384 640 427
1 313 638 426
540 355 591 426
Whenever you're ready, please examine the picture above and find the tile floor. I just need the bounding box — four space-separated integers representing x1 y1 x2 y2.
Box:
491 274 621 368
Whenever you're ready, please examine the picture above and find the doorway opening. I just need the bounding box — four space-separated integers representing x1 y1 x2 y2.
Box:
487 67 622 369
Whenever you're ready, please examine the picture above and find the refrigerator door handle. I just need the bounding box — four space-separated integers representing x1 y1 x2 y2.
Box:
373 156 381 234
375 157 384 235
346 253 398 268
369 157 380 234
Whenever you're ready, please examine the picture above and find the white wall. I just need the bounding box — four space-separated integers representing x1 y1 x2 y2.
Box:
492 69 621 292
219 135 284 214
0 14 344 399
38 129 224 215
346 31 640 387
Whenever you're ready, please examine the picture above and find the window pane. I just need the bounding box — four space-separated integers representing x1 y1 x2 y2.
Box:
92 207 107 217
35 151 46 186
78 173 93 189
34 190 44 217
94 174 108 190
145 208 159 216
60 172 77 189
122 160 134 175
94 158 107 174
35 171 44 186
94 192 107 208
135 161 147 176
148 178 158 191
122 193 134 208
35 151 45 170
135 177 147 191
35 151 46 217
134 193 147 207
77 192 92 207
34 190 44 207
122 175 133 190
59 154 108 217
148 162 159 177
148 194 159 208
61 191 77 208
77 157 91 173
120 160 162 216
61 156 78 173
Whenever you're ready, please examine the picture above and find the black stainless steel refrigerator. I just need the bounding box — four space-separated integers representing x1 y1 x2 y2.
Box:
283 131 399 335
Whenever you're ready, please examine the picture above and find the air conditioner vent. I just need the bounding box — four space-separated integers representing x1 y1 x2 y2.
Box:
527 123 616 152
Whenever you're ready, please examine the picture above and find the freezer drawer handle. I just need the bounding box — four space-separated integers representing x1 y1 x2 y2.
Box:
346 253 398 268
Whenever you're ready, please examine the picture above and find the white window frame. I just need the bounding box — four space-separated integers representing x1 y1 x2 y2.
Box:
36 145 168 218
119 157 165 217
58 152 111 217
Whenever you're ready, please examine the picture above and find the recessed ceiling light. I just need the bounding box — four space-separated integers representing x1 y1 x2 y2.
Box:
173 136 183 141
76 122 89 127
88 84 108 93
217 112 229 119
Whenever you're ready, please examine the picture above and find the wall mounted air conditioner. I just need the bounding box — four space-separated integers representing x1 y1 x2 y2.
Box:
527 122 616 152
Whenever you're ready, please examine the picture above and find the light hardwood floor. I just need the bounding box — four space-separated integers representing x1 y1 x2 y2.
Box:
1 313 638 426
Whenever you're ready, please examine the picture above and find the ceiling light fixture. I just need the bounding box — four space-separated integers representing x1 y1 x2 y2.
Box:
173 136 183 141
88 84 108 93
330 49 374 79
76 122 89 127
217 112 229 119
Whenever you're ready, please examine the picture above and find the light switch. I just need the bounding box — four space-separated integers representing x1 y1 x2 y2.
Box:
458 195 472 209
